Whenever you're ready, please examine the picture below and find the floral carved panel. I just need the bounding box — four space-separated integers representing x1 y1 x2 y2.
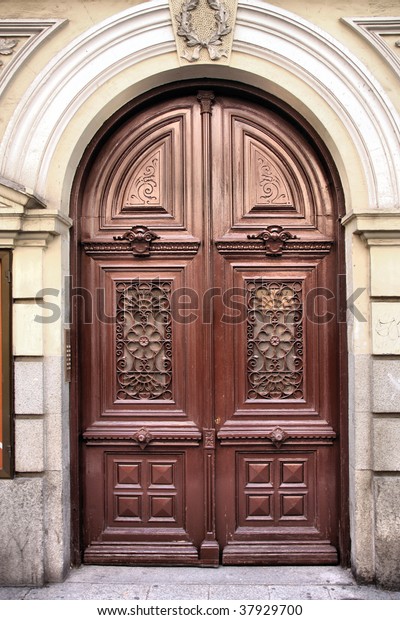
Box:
246 280 304 400
116 280 173 401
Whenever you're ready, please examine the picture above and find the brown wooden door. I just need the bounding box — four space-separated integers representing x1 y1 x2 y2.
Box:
76 87 344 565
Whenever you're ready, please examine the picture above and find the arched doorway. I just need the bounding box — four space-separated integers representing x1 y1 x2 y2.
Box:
71 82 347 566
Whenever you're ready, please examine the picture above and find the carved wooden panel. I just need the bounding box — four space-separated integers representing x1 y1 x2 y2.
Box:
107 453 184 528
237 452 314 529
247 280 303 400
106 116 186 228
116 280 173 401
80 98 202 239
247 137 294 209
122 142 166 211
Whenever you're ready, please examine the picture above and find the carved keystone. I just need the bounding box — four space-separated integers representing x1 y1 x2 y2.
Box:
113 225 159 257
248 225 297 256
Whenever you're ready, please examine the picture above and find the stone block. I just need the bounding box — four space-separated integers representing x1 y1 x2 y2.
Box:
374 476 400 589
0 478 44 586
350 410 373 470
13 304 43 356
373 418 400 471
370 246 400 297
372 359 400 413
44 471 70 583
349 468 375 583
371 302 400 355
13 246 44 299
15 418 44 473
14 361 44 414
44 356 64 415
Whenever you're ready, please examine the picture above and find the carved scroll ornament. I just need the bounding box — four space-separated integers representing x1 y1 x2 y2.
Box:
113 225 159 257
248 225 297 256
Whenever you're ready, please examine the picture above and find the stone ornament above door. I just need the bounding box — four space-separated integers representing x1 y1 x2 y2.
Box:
169 0 237 64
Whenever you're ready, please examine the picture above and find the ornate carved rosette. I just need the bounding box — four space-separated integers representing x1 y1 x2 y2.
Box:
113 225 159 257
176 0 231 62
132 427 154 449
116 280 173 401
248 225 297 256
247 280 304 400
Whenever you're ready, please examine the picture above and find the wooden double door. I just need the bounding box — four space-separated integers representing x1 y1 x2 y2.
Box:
76 86 345 565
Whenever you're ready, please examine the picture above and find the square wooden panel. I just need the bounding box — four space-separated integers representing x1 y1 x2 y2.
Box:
280 494 307 521
115 495 142 521
280 460 307 487
247 461 272 486
150 462 174 486
106 452 184 529
149 496 175 521
237 451 316 530
246 494 273 520
116 463 141 487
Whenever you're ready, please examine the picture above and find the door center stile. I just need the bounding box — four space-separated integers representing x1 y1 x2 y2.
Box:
197 90 219 565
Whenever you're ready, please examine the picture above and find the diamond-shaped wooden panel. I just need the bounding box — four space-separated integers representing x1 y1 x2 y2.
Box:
237 452 316 529
150 496 175 521
116 495 141 520
247 462 271 485
281 462 305 485
247 495 272 519
117 463 140 486
281 494 306 519
107 453 184 529
151 463 174 486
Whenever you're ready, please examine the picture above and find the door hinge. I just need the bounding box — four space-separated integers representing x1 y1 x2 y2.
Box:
5 270 11 284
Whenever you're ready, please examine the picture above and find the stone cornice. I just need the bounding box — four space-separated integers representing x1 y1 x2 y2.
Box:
0 178 72 247
342 211 400 246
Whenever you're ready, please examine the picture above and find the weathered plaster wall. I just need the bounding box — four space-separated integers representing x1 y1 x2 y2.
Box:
0 0 399 588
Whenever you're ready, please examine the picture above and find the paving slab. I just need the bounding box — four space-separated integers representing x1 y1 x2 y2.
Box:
1 566 399 600
24 583 149 600
209 585 271 600
66 565 355 586
0 587 30 600
147 585 209 600
328 586 393 600
269 586 331 600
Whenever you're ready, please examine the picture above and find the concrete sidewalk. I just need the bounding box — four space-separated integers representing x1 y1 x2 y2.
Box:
0 566 400 600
